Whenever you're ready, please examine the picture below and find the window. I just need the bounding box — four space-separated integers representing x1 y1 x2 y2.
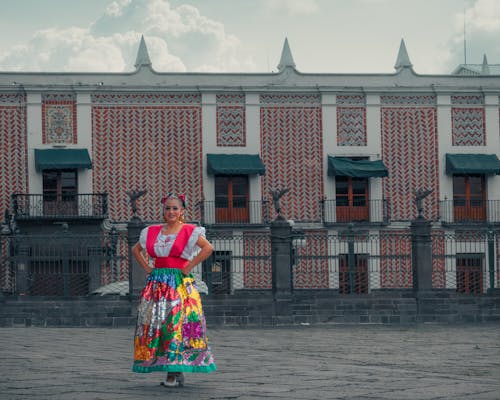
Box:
214 175 249 223
453 175 486 222
336 177 369 222
456 254 483 295
339 253 368 294
43 169 78 216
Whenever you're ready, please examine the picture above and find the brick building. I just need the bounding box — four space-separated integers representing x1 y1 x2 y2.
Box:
1 37 499 297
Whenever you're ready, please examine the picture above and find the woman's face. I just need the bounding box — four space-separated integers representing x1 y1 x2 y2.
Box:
163 198 183 224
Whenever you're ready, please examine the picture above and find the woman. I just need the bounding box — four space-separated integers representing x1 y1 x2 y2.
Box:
131 193 216 387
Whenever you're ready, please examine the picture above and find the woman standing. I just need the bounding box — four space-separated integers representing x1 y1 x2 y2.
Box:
131 193 216 387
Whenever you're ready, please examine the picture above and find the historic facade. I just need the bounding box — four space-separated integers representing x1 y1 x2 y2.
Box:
1 37 499 296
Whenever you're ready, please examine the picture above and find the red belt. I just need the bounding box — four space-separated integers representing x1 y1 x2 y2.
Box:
154 256 189 269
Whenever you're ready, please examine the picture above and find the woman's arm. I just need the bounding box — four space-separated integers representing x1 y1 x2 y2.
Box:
181 235 213 276
132 242 153 274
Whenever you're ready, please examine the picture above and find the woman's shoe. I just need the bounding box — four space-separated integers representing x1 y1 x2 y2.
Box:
176 372 185 387
161 372 185 388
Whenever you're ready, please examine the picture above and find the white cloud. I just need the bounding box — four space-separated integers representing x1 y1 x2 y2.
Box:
265 0 319 15
0 0 254 73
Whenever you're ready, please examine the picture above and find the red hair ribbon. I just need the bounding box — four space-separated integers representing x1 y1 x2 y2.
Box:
161 193 186 207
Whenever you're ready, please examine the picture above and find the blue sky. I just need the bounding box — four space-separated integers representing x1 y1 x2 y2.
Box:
0 0 497 74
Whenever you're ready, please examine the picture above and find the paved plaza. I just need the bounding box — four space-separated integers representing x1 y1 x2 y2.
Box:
0 324 499 400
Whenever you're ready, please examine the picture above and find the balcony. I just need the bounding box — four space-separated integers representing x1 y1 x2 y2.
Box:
198 200 271 226
12 193 108 221
440 199 500 225
321 199 390 225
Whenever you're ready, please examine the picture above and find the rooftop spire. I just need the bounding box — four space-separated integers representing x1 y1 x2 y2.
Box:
481 54 490 75
134 35 152 70
277 38 296 72
394 38 412 71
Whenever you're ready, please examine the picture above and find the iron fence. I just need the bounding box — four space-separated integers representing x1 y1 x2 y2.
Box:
292 230 413 292
0 230 127 296
201 230 272 295
2 226 497 297
432 230 498 294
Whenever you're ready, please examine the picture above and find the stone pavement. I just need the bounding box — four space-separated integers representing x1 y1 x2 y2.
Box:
0 324 499 400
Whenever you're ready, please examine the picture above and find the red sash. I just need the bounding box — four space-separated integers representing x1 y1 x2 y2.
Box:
145 224 196 269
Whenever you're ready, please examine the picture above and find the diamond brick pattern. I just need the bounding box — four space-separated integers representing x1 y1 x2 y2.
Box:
260 94 321 105
294 230 329 288
379 230 412 288
217 94 245 146
260 102 323 222
337 95 365 105
451 95 483 105
381 107 439 221
243 231 272 288
337 107 367 146
91 93 201 105
92 95 202 223
380 95 436 106
452 108 485 146
0 95 27 220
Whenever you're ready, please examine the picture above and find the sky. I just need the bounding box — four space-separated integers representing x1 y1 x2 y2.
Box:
0 0 498 75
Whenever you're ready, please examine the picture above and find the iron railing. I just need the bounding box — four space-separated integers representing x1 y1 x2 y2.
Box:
432 231 497 294
0 230 127 296
440 200 500 224
292 230 412 292
321 199 390 224
12 193 108 220
198 200 271 226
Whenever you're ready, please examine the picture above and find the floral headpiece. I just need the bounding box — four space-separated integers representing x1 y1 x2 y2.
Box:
161 193 186 208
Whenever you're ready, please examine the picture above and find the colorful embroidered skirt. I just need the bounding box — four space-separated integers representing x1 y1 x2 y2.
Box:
132 268 216 373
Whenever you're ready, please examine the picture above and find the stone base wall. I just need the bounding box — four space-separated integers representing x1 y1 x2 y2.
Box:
0 290 499 327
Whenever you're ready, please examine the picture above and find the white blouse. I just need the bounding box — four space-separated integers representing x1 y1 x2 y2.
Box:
139 225 206 260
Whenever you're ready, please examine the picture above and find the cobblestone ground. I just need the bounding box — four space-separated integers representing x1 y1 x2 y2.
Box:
0 324 499 400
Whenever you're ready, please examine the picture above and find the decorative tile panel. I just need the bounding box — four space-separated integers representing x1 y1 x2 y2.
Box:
92 96 202 223
337 107 367 146
381 107 439 221
451 108 485 146
260 100 323 222
42 93 77 144
216 94 245 146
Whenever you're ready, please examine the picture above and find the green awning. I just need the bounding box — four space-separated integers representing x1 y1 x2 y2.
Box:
207 154 265 175
445 154 500 175
35 149 92 171
328 156 388 178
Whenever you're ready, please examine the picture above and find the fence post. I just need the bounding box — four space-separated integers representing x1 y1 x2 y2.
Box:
411 216 433 292
271 219 293 320
127 217 145 299
487 228 495 292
